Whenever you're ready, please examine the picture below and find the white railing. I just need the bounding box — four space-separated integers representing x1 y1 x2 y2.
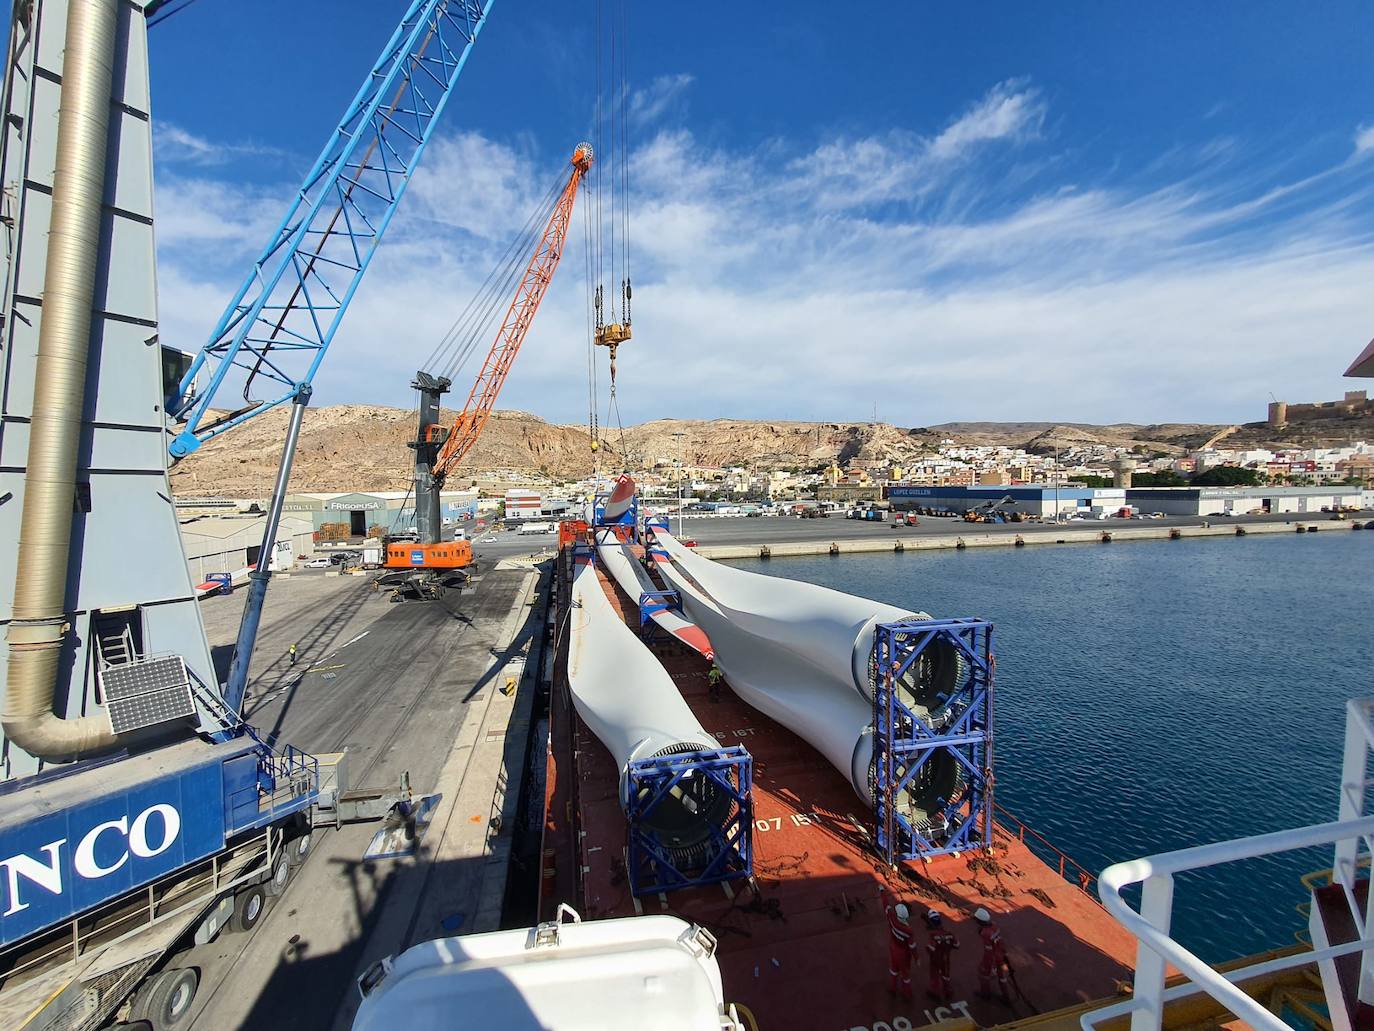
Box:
1082 816 1374 1031
1335 700 1374 936
1083 698 1374 1031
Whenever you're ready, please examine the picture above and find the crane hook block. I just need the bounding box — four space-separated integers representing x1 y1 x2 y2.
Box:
594 324 631 348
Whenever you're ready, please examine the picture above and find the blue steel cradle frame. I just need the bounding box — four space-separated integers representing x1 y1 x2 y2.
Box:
625 746 754 896
169 0 496 458
873 618 995 865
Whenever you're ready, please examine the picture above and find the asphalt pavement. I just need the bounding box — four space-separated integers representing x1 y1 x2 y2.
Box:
188 563 544 1030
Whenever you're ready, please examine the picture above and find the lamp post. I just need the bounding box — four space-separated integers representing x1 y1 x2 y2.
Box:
672 431 686 536
1054 439 1061 523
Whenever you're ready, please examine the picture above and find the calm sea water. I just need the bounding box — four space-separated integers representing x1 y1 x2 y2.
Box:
727 532 1374 962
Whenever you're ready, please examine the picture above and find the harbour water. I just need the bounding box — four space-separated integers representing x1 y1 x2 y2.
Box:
727 531 1374 963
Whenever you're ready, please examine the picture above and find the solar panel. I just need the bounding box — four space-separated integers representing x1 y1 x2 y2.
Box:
101 655 189 701
101 656 197 733
108 684 197 734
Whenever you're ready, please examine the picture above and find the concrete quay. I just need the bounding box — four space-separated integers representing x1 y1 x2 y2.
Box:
689 513 1370 560
185 556 553 1030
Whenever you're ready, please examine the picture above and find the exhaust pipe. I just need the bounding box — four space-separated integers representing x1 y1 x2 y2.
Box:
4 0 120 761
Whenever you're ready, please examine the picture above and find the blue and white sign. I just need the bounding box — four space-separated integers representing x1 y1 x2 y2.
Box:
410 549 424 565
0 762 226 945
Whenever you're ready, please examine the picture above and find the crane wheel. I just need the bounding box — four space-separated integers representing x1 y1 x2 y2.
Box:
229 884 268 933
129 967 199 1028
287 827 314 866
265 853 292 896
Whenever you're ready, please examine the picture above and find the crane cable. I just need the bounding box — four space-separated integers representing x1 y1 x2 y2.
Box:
421 170 568 383
146 0 202 28
586 0 632 470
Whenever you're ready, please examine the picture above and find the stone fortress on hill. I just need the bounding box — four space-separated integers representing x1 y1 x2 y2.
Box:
1269 390 1372 428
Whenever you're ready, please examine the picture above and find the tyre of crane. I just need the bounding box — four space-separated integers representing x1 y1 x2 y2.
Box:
229 884 268 933
128 967 199 1029
265 852 293 897
286 825 314 867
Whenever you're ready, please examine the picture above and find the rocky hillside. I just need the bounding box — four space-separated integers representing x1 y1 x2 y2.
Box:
169 407 603 496
172 406 1357 497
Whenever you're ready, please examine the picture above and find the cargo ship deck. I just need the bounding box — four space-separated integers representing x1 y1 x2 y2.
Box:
541 551 1137 1030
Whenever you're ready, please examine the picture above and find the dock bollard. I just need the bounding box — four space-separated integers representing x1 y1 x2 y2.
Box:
1100 531 1112 543
1169 528 1182 539
1236 526 1246 536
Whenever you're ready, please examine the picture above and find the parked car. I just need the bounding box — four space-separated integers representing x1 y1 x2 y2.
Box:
304 557 332 568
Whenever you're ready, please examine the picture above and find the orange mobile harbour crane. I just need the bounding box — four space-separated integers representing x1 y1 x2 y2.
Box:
380 143 594 596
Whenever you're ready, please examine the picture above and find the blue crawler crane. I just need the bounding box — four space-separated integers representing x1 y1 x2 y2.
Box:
0 2 492 1027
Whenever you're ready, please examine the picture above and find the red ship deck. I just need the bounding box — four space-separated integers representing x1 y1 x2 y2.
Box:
542 554 1137 1030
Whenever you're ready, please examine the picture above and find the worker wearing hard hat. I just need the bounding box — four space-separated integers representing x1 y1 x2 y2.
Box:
924 909 959 1002
974 907 1012 1002
879 886 918 1000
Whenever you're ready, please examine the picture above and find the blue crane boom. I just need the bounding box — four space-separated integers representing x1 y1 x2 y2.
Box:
168 0 496 459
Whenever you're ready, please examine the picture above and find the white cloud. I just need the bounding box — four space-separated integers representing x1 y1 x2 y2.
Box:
1355 124 1374 154
152 89 1374 429
928 79 1046 161
154 123 288 166
629 73 694 127
783 80 1048 212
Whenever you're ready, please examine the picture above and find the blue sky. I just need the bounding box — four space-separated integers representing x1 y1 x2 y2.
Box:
142 1 1374 426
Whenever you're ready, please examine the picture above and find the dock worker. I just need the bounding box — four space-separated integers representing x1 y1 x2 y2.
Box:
707 663 723 703
924 909 958 1002
879 886 918 999
289 642 297 666
974 907 1011 1002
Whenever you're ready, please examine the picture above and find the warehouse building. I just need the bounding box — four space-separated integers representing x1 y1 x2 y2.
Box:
888 485 1127 519
180 514 316 587
282 490 478 535
888 483 1366 518
1124 485 1364 516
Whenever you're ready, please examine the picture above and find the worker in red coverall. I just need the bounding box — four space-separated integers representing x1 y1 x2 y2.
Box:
974 907 1011 1002
924 909 958 1002
879 886 918 999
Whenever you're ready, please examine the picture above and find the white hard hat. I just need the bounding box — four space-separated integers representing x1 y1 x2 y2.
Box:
894 903 910 923
974 907 991 923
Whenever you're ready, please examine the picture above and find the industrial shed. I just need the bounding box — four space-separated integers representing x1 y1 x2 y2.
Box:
179 514 316 586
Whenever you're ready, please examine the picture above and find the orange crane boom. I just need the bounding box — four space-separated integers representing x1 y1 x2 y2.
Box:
435 142 593 479
383 143 592 586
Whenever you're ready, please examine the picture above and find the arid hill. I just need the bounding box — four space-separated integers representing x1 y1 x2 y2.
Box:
170 406 1366 497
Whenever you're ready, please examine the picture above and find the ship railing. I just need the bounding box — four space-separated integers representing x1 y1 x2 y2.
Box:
994 803 1097 895
1081 813 1374 1031
1335 699 1374 923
